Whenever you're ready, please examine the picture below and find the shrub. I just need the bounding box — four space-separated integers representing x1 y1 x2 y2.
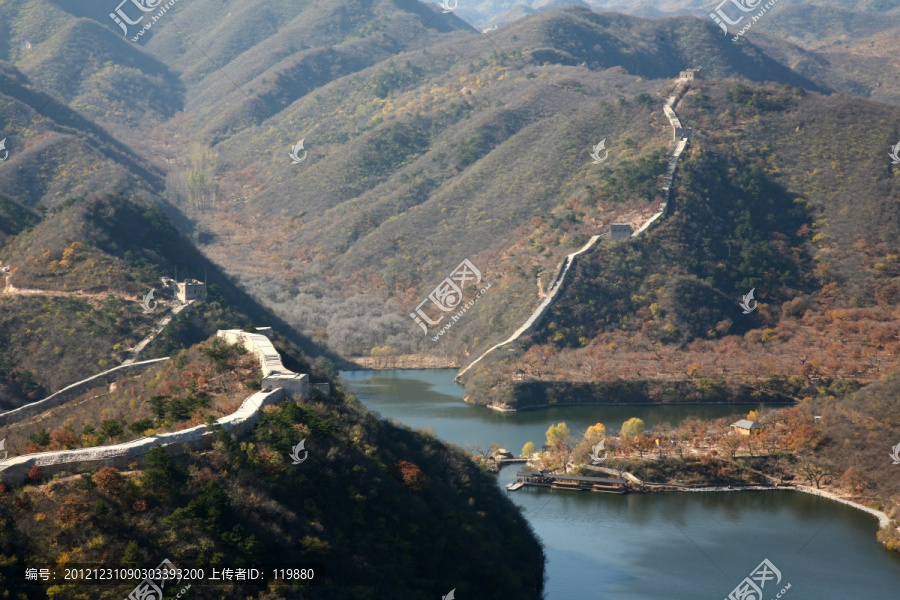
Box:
93 467 125 494
391 460 429 493
28 430 51 447
100 420 124 440
56 495 90 527
143 446 186 498
128 418 155 435
621 418 646 438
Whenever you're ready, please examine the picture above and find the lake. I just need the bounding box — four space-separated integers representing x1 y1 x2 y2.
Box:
341 368 900 599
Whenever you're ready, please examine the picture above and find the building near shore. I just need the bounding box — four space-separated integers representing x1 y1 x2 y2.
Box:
730 419 763 435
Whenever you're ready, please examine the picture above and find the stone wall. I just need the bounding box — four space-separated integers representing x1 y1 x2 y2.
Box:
0 357 170 427
0 388 284 485
217 329 309 398
0 327 311 485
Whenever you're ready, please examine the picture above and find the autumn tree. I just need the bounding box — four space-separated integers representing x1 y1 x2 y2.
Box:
621 418 645 438
584 423 606 440
56 495 90 528
633 436 655 458
27 466 42 482
466 443 499 462
839 466 867 494
720 434 743 459
93 467 125 494
392 460 429 493
545 422 571 448
798 452 833 489
521 441 536 457
787 423 821 451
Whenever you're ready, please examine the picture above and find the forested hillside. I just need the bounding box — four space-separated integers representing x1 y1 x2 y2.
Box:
0 194 329 408
2 0 899 397
6 0 894 364
460 78 900 407
0 335 544 599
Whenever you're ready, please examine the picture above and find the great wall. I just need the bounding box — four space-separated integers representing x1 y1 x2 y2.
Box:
456 70 696 382
0 357 171 427
0 70 697 479
0 329 309 485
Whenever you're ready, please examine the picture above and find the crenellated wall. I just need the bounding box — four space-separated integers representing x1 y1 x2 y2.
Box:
456 71 699 381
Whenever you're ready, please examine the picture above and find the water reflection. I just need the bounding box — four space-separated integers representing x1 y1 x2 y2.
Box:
342 369 900 599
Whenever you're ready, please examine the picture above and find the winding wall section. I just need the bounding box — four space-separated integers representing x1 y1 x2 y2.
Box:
0 329 308 485
456 71 695 381
0 358 170 427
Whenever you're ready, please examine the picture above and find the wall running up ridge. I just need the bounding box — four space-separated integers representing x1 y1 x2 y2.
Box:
0 358 170 427
456 71 696 381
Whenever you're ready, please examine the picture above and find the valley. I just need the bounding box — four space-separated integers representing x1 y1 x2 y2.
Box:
1 0 900 597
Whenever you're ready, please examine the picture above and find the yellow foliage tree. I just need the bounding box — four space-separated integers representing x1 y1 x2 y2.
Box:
584 423 606 440
621 417 645 438
545 422 570 448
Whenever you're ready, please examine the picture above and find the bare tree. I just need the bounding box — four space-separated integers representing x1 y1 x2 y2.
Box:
798 452 833 489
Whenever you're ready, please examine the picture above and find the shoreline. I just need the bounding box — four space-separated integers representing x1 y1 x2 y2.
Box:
680 485 891 529
501 461 892 530
339 356 459 371
483 399 796 413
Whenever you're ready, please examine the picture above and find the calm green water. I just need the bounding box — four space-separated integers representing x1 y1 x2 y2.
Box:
341 369 900 599
341 369 765 452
